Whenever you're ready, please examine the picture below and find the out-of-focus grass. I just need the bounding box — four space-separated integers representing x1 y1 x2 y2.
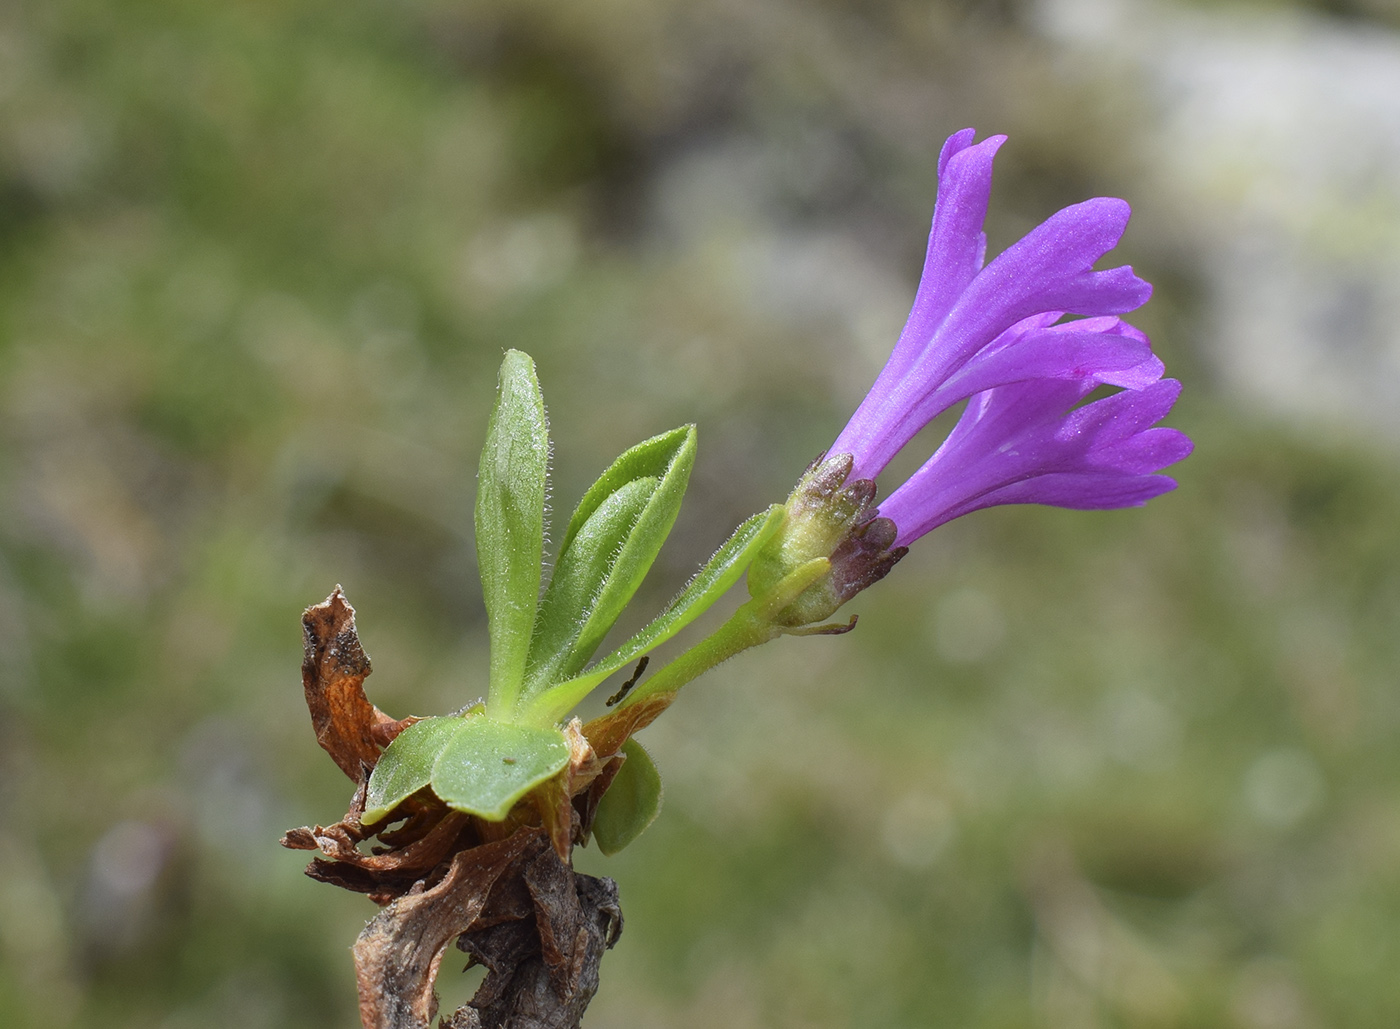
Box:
2 1 1398 1027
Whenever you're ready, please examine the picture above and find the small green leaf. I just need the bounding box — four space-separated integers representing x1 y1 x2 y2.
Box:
525 425 696 692
593 738 663 856
431 718 570 821
362 715 464 825
522 504 785 724
526 477 658 686
556 425 693 556
476 350 549 716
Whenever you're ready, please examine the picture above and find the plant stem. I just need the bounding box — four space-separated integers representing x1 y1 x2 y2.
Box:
616 555 829 710
614 600 777 710
353 829 621 1029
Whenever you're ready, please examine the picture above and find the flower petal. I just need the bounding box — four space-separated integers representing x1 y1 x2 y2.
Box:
881 133 1006 383
832 132 1005 470
1064 378 1183 446
879 378 1189 545
935 327 1155 401
975 471 1180 512
921 199 1150 384
1097 427 1195 475
832 182 1153 478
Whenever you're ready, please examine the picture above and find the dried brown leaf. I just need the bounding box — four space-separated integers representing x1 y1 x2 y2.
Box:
581 691 676 762
303 587 403 781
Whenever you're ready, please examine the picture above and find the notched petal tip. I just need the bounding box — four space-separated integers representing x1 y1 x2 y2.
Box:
1018 197 1135 272
938 128 980 175
940 131 1006 178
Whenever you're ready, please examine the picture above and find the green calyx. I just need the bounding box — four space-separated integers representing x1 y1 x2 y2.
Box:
746 454 907 630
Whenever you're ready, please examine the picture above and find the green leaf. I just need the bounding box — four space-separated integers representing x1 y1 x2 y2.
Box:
522 504 785 724
525 425 696 692
476 350 549 717
431 718 570 821
556 425 694 557
593 738 663 856
526 476 657 686
362 715 465 825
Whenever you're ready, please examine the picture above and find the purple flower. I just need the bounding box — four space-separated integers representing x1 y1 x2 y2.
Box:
830 129 1191 547
750 129 1191 630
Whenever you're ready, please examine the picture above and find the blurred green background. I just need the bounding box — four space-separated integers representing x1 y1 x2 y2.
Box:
4 0 1400 1026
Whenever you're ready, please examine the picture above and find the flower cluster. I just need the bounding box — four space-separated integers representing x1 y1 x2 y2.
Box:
758 128 1192 626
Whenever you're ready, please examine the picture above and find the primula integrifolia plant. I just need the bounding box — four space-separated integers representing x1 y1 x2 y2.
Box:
286 128 1192 1028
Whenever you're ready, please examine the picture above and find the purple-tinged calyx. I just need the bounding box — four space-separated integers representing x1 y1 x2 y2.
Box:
746 455 906 630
